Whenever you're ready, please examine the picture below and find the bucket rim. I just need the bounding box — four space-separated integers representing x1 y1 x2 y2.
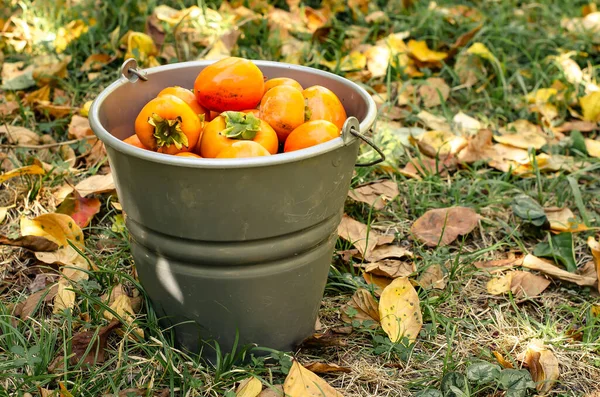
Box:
89 59 377 169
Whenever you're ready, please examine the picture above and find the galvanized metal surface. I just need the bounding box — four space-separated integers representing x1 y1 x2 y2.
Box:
89 60 377 358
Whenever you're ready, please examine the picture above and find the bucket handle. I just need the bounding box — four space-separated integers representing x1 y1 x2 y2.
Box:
342 117 386 167
121 58 148 83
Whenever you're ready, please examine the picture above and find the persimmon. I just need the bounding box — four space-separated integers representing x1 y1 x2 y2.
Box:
242 109 260 117
194 57 264 112
263 77 303 94
175 152 202 158
216 141 271 158
303 85 347 130
157 86 207 118
198 111 278 158
260 85 304 143
134 94 203 154
283 120 340 153
123 134 149 150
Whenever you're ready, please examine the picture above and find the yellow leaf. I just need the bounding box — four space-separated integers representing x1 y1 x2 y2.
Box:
202 39 232 61
407 40 448 63
583 138 600 158
487 273 513 295
494 120 547 150
53 280 76 314
20 213 83 248
120 31 158 66
416 130 467 157
320 51 366 72
466 42 498 63
25 85 51 104
54 20 89 53
236 377 263 397
580 91 600 122
104 294 144 338
80 54 113 72
80 101 93 117
283 359 344 397
0 164 45 184
586 236 600 294
58 382 74 397
544 207 588 233
378 277 422 344
526 88 558 104
524 340 560 394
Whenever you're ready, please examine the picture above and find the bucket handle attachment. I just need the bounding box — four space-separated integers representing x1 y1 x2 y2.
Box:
121 58 148 83
342 116 386 167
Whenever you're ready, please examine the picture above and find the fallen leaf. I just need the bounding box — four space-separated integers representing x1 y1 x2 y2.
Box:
56 191 101 228
466 42 499 63
54 20 88 53
0 164 45 184
525 88 558 105
236 377 263 397
494 120 548 150
300 329 348 348
365 244 413 262
38 387 55 397
58 382 74 397
363 260 416 279
453 112 482 135
417 130 468 157
0 207 9 224
32 55 71 86
15 285 58 320
80 54 113 72
533 232 577 273
340 288 380 326
587 237 600 294
561 12 600 34
544 207 587 233
320 51 366 72
53 281 77 314
379 277 422 344
510 271 551 298
417 110 451 131
419 77 450 107
120 31 158 67
407 40 448 63
364 45 391 78
585 138 600 158
457 129 494 164
348 180 399 210
20 213 84 249
67 320 120 365
74 173 115 197
68 115 93 139
0 125 40 145
418 264 447 290
0 235 58 252
493 351 514 369
524 340 559 394
555 120 598 133
455 51 485 88
304 362 352 374
580 91 600 122
448 24 483 57
411 207 479 247
487 273 513 295
512 194 547 227
474 254 524 273
283 359 344 397
363 273 393 296
103 294 144 338
1 62 36 90
400 154 456 179
257 385 284 397
522 254 596 287
337 215 394 259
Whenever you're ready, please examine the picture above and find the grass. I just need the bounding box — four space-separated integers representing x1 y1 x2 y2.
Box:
1 0 600 395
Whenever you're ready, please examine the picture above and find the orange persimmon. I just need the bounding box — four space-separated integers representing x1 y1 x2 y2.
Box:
283 120 340 153
303 85 347 130
216 141 271 158
259 85 304 143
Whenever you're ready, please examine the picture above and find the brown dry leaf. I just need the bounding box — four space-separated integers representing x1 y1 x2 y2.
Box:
522 254 596 287
419 77 450 108
416 110 451 131
363 273 393 296
103 294 144 338
0 235 58 252
74 173 115 197
68 319 120 365
544 207 588 233
474 254 524 273
34 102 76 119
257 385 284 397
80 54 113 72
448 24 483 57
510 271 551 298
493 351 514 369
15 285 58 320
337 215 394 259
457 129 494 164
363 260 416 279
366 244 412 262
487 273 513 295
453 112 482 135
524 340 560 394
348 180 399 210
68 115 93 139
284 359 344 397
32 55 71 86
587 237 600 294
25 85 51 104
340 288 380 326
304 362 351 374
555 120 598 133
379 277 422 344
236 377 263 397
494 120 547 150
407 40 448 64
418 264 446 290
454 51 485 88
38 387 56 397
0 164 45 184
411 207 479 247
400 155 457 180
416 130 468 157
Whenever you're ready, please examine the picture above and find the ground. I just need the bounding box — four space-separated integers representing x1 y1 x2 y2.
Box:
1 0 600 396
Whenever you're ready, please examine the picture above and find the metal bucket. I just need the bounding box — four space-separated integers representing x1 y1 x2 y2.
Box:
89 59 379 358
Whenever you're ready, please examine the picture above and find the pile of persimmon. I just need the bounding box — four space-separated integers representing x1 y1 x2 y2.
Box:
125 56 347 159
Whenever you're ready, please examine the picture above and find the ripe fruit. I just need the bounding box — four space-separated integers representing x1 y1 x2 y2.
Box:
263 77 303 94
284 120 340 153
216 141 271 158
194 57 265 112
303 85 347 130
260 85 305 143
123 134 149 150
157 86 207 118
175 152 202 158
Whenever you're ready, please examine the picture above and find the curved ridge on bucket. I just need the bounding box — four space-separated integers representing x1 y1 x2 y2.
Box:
89 60 377 169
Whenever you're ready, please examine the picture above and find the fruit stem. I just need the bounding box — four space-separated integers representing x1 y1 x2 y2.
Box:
148 113 189 149
221 111 260 140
